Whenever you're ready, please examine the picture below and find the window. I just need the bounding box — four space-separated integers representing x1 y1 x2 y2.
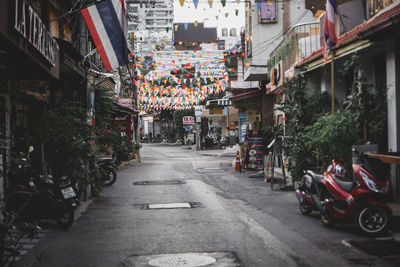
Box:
129 5 138 13
229 28 236 36
146 19 153 26
221 28 228 36
259 0 277 23
128 24 136 31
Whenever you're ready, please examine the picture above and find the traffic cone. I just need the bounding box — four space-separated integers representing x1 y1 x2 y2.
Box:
235 151 241 172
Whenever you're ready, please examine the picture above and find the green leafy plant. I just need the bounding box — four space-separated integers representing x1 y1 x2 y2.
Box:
96 131 133 164
172 109 195 141
94 85 116 133
303 111 360 172
40 96 93 193
276 73 332 180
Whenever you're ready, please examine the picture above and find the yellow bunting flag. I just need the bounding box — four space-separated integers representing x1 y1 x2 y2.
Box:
208 0 213 8
179 0 185 7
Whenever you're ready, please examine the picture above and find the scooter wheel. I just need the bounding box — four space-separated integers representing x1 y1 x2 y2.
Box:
104 169 117 186
299 201 313 215
321 212 335 227
356 205 391 236
56 211 74 228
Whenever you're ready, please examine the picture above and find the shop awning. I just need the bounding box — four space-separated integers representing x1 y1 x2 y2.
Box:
114 103 139 115
244 66 269 81
229 90 259 101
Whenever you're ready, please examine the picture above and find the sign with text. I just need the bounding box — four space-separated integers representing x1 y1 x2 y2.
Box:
195 105 204 116
118 98 134 109
197 63 225 78
183 116 195 125
13 0 59 66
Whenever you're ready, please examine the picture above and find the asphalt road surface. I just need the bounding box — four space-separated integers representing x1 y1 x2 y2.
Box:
27 144 399 267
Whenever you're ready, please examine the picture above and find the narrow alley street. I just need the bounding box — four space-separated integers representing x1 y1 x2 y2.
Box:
15 144 398 267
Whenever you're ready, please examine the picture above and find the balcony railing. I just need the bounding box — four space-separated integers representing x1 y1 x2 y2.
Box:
368 0 395 17
269 22 320 71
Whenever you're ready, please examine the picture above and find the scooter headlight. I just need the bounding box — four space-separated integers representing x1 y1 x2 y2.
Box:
360 171 380 192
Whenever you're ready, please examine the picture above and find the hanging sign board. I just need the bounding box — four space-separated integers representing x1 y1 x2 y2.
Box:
195 105 204 116
183 116 195 125
197 63 225 78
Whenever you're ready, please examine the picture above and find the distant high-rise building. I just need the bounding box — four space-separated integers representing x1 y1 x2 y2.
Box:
127 0 174 35
127 0 174 55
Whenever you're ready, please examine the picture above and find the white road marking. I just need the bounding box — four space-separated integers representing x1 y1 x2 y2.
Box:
236 211 307 267
342 240 353 248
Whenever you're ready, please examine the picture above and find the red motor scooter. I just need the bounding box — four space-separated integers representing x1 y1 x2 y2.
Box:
296 148 392 235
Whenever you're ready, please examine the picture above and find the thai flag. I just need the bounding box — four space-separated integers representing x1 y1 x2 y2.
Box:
81 0 128 72
323 0 340 62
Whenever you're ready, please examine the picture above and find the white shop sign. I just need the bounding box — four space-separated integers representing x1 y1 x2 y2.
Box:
183 116 195 125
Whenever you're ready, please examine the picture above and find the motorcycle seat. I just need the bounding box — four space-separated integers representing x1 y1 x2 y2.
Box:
308 171 324 184
98 158 115 164
333 176 356 192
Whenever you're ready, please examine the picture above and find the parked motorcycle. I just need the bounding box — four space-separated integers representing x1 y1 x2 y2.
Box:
6 147 78 228
97 157 117 186
296 148 392 235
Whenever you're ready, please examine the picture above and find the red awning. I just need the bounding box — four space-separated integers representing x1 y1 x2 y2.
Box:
229 90 259 101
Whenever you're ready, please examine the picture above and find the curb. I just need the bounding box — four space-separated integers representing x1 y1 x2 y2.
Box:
118 159 138 170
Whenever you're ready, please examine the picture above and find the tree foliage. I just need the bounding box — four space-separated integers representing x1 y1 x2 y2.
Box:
173 109 195 141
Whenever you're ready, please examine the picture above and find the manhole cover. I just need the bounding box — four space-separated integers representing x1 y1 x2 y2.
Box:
133 180 186 185
133 202 201 210
148 253 216 267
149 203 191 209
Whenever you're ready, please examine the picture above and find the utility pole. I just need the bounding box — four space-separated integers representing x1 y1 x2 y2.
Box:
331 50 335 113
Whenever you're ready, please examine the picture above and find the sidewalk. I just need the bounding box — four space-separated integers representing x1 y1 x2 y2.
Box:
197 144 240 157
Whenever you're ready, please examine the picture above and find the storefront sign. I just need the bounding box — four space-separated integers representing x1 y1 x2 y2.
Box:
183 116 195 125
118 98 134 109
195 105 204 116
247 130 264 171
209 107 223 115
13 0 58 66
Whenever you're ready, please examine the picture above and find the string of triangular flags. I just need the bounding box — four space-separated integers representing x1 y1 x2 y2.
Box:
178 0 244 8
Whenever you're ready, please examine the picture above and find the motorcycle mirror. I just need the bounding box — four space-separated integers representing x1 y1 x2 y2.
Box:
28 146 34 153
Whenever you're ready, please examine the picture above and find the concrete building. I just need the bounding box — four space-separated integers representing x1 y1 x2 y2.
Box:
244 0 314 82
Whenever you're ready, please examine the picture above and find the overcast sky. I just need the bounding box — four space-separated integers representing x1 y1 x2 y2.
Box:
173 0 245 33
